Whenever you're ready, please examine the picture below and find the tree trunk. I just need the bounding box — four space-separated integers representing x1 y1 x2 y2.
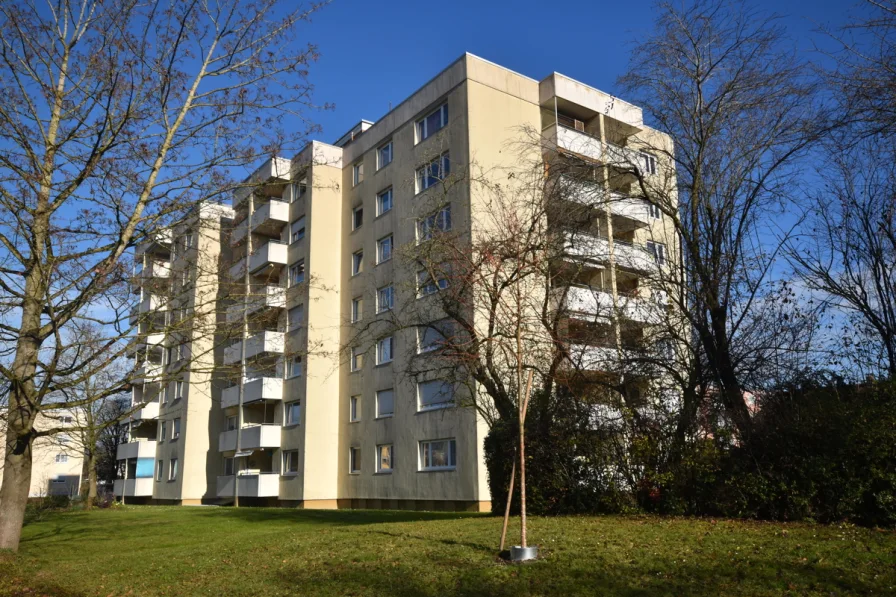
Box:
84 451 97 510
0 427 34 551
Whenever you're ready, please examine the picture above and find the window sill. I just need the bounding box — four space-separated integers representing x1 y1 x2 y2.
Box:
374 210 393 220
375 414 394 420
374 362 393 368
374 470 393 475
349 419 360 424
418 467 456 473
282 423 301 429
348 471 360 476
417 404 455 413
281 472 299 477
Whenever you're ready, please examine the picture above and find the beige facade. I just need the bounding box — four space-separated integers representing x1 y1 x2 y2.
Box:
116 53 678 510
0 409 84 498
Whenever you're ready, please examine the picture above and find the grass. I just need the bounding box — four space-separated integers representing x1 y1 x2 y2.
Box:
0 507 894 596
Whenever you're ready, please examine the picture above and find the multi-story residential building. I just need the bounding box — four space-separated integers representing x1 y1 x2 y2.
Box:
0 408 83 498
117 201 233 503
115 53 677 511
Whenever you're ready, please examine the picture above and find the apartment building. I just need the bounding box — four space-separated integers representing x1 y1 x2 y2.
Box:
0 408 83 498
117 201 233 503
116 53 677 510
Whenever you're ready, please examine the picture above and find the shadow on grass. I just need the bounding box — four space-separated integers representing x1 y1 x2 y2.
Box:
189 506 489 527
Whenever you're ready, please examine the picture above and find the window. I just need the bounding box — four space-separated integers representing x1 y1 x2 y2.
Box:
351 251 363 276
376 235 393 264
168 458 178 481
415 152 450 193
419 439 456 471
377 141 393 169
288 356 303 379
352 205 363 230
289 305 304 331
376 337 393 365
638 152 657 175
289 260 305 286
376 285 394 313
646 241 666 266
61 415 73 424
349 447 360 474
225 415 237 431
350 347 364 372
58 434 70 445
376 389 394 418
283 450 300 474
291 217 306 243
163 384 171 404
377 444 393 473
175 380 184 400
285 401 302 426
156 460 163 481
223 456 235 476
417 269 448 297
417 380 454 410
351 297 363 323
160 421 167 441
376 188 393 216
172 418 181 440
55 453 68 464
416 205 452 242
417 322 448 353
291 181 307 202
349 395 360 422
352 162 364 186
416 103 449 142
647 202 662 220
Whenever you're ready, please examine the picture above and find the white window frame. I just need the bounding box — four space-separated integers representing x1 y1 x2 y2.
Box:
160 421 167 442
352 205 364 230
416 205 451 242
350 347 363 372
283 450 300 475
375 389 394 418
415 103 449 143
172 418 181 440
419 439 456 471
646 241 666 266
352 162 364 186
168 458 179 481
351 250 363 276
289 304 304 331
288 356 303 379
647 202 662 220
349 446 361 474
376 336 393 365
175 380 184 400
285 400 302 426
349 395 360 422
638 152 657 175
291 216 306 243
417 322 447 354
289 260 305 286
376 188 393 216
417 269 448 297
377 141 393 170
223 456 235 476
417 380 454 411
55 453 68 464
376 444 393 473
415 152 450 193
376 285 394 313
351 297 363 323
156 459 164 481
376 235 393 264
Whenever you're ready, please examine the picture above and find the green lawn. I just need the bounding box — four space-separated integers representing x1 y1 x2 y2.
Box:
0 507 893 596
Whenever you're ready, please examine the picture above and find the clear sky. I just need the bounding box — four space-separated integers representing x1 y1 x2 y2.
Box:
303 0 860 143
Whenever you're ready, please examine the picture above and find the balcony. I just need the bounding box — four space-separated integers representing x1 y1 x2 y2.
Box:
563 232 657 274
127 332 165 358
221 377 284 409
231 200 290 246
233 157 291 208
544 123 603 162
216 473 280 498
556 286 664 325
218 424 281 452
223 330 284 365
229 241 288 279
133 361 163 384
116 440 158 460
135 229 173 257
569 343 631 372
130 401 160 422
557 177 651 227
114 478 154 497
140 260 171 280
225 286 286 323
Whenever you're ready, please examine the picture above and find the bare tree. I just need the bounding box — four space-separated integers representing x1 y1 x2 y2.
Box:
618 0 826 439
0 0 327 551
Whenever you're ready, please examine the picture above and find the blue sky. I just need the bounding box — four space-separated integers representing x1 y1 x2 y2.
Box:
304 0 859 143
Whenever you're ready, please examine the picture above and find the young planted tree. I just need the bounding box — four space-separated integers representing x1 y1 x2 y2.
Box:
0 0 326 550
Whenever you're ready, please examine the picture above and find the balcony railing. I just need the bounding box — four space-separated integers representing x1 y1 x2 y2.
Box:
221 377 284 409
116 440 158 460
223 330 284 365
563 232 658 274
225 285 286 323
218 424 281 452
555 286 664 325
114 478 154 497
216 473 280 498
